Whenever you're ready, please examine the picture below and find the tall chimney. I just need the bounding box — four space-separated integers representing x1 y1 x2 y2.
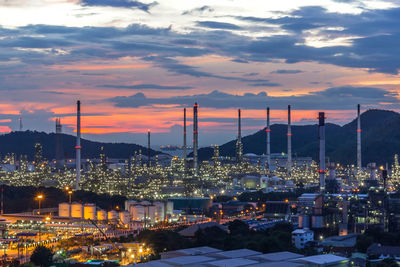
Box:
183 108 187 173
319 112 326 193
236 109 243 164
287 105 292 174
19 117 23 132
55 118 63 169
193 103 199 176
75 100 81 190
357 104 362 172
147 130 151 167
266 107 271 170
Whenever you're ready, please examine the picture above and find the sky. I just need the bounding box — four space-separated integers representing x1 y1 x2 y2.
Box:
0 0 399 147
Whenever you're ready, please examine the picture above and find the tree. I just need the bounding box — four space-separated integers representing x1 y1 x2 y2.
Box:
228 220 250 235
355 235 374 253
30 245 53 267
376 258 398 267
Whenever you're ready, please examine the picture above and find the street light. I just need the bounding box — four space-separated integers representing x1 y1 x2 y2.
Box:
68 190 73 204
36 194 44 215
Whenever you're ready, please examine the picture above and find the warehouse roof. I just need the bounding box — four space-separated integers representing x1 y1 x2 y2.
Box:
249 251 304 262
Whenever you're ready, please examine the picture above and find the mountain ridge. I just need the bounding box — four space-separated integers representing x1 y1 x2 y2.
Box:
194 109 400 165
0 130 160 161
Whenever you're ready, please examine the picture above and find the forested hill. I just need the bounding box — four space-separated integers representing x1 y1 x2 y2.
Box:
194 109 400 165
0 130 160 160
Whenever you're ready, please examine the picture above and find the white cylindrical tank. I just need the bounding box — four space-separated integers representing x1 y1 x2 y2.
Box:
299 215 310 229
97 210 107 221
58 203 70 217
108 210 118 223
71 203 83 218
147 205 156 223
129 205 145 221
312 215 323 228
83 203 96 220
119 211 130 225
166 201 173 216
154 202 165 222
125 200 137 211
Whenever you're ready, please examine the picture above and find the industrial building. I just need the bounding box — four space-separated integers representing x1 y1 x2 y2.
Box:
133 247 349 267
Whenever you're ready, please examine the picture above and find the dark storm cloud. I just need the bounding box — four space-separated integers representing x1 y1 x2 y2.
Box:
196 21 241 30
101 84 194 90
271 69 304 74
108 86 399 110
80 0 158 12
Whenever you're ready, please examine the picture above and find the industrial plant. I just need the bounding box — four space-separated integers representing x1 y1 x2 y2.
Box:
0 101 399 266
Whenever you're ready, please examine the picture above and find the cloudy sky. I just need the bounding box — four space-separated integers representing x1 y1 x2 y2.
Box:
0 0 399 146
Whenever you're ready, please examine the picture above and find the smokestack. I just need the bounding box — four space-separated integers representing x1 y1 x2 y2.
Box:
193 103 199 176
236 109 243 164
319 112 326 193
147 130 151 167
287 105 292 174
183 108 187 173
75 100 81 190
266 107 271 170
55 118 63 169
19 117 23 132
357 104 362 172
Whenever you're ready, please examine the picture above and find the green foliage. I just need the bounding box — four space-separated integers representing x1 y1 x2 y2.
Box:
375 258 399 267
228 220 250 235
138 220 296 256
355 235 374 253
30 245 53 267
136 230 191 255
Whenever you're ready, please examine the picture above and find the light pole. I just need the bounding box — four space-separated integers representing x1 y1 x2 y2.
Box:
36 194 43 215
68 190 73 204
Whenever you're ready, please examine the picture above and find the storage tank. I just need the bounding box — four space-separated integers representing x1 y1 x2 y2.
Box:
146 205 156 223
312 215 323 228
97 210 107 221
83 203 96 220
299 215 310 229
119 211 130 225
166 201 174 216
129 205 145 221
241 176 259 189
58 203 70 217
125 200 137 211
108 210 118 223
260 176 268 189
154 202 165 222
71 203 83 218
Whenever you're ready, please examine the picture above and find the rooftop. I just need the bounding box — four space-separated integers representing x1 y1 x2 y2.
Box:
249 251 304 262
210 248 262 259
161 255 216 265
291 254 348 265
204 258 259 267
173 246 222 256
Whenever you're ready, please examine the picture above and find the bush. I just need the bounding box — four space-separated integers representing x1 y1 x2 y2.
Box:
30 245 53 267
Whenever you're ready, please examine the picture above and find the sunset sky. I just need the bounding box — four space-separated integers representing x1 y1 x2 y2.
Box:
0 0 399 146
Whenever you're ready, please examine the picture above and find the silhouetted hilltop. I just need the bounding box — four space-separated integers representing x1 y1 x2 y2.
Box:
0 131 160 160
194 109 400 165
